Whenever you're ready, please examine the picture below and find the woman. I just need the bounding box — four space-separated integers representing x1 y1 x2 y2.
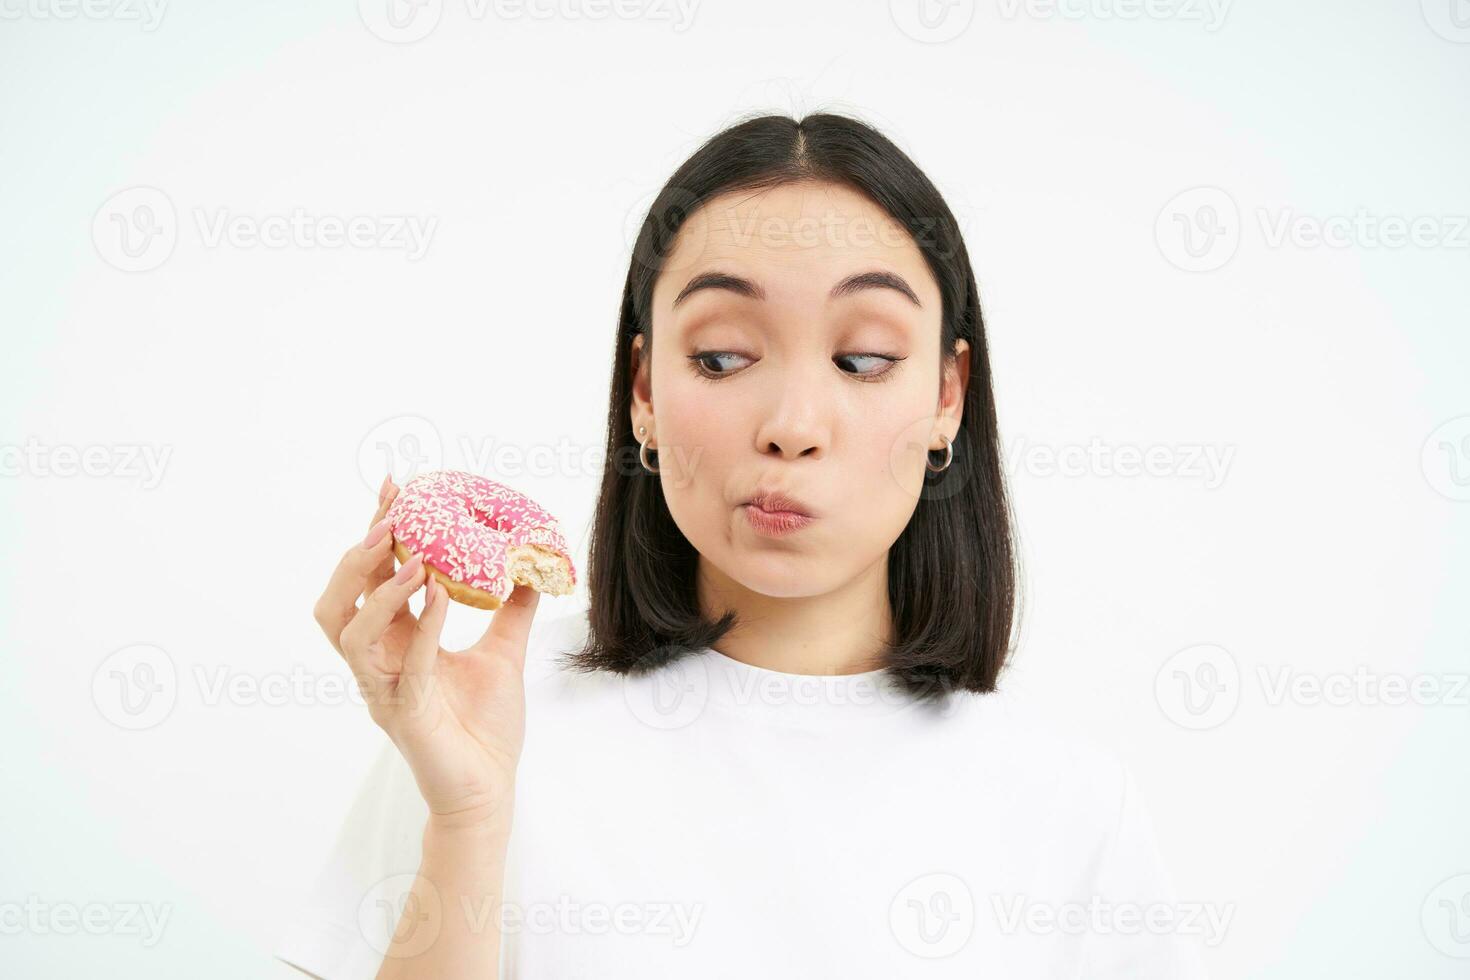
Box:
277 112 1207 978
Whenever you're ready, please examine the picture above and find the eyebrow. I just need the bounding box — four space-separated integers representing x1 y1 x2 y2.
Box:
672 269 923 309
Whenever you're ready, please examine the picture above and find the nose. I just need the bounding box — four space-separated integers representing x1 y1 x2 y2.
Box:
753 366 830 461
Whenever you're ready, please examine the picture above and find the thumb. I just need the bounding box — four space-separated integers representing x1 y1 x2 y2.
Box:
473 584 540 670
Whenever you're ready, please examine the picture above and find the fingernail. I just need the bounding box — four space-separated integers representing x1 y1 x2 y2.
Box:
379 473 391 501
363 518 390 548
392 552 423 585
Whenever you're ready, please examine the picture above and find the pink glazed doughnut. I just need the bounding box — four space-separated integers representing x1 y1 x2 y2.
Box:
384 469 577 610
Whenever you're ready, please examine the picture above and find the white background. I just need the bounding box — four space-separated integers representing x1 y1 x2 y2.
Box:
2 0 1467 976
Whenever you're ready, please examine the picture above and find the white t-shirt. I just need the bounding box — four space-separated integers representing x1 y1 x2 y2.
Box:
274 610 1210 978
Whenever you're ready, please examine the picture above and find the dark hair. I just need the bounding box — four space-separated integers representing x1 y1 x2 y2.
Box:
559 110 1018 702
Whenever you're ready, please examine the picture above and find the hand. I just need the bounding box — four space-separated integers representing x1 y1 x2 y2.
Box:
313 474 540 828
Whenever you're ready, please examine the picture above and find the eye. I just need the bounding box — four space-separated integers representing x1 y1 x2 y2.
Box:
686 350 906 382
688 350 753 379
834 352 905 381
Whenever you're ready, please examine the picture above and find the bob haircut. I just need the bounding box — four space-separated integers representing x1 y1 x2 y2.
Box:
560 111 1017 703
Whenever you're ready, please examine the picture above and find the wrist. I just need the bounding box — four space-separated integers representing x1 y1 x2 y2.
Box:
425 799 515 839
422 818 512 879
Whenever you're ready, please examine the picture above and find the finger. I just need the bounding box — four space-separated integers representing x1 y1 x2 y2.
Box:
471 583 540 670
364 478 401 598
313 523 400 656
340 551 426 668
403 577 448 683
368 472 394 532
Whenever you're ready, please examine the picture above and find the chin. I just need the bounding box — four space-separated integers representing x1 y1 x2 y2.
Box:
724 552 838 599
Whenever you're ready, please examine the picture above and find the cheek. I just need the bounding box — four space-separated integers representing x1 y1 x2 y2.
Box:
847 378 940 507
652 375 740 503
842 418 927 541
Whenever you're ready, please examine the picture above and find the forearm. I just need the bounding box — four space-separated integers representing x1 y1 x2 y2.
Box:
374 807 514 980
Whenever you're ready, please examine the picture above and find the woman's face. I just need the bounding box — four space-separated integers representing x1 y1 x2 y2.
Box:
631 180 968 601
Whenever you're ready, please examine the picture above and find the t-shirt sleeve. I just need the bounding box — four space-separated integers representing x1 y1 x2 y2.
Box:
1077 763 1213 979
272 737 430 979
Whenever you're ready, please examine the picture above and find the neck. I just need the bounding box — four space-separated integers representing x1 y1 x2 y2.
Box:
695 554 893 676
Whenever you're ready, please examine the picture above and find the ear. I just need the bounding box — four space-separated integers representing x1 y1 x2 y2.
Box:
936 338 969 443
630 332 653 435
